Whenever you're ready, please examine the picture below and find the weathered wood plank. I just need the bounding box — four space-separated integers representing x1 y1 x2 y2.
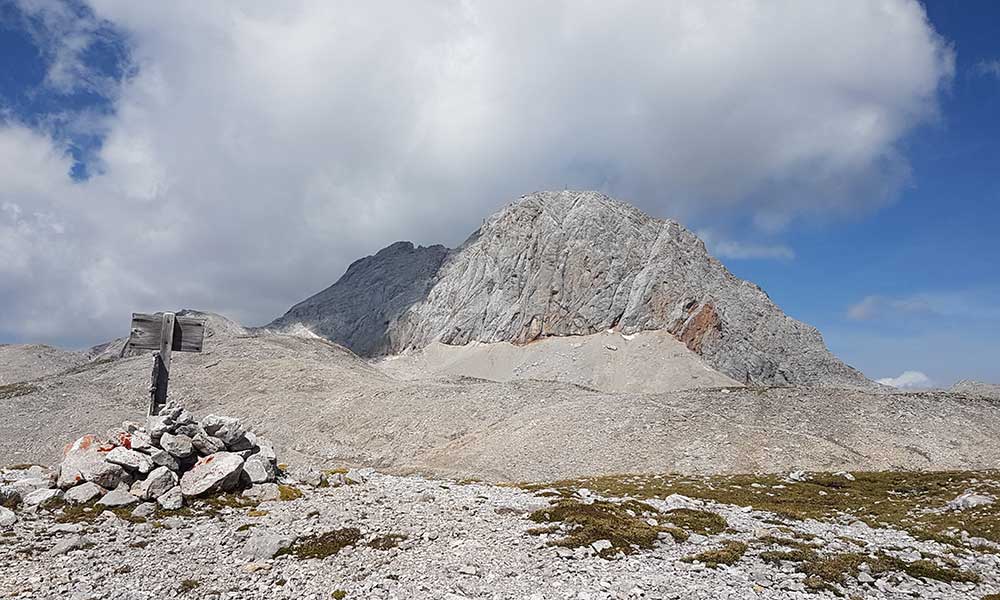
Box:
127 313 205 352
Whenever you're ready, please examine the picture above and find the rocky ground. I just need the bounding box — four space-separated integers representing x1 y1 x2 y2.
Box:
3 315 1000 480
3 465 1000 600
375 329 738 394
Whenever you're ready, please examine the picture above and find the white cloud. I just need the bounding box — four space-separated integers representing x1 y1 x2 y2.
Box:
0 0 955 347
975 59 1000 79
846 294 933 320
846 290 1000 322
876 370 932 389
697 229 795 260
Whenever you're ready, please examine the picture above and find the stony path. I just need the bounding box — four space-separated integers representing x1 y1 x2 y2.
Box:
2 471 999 600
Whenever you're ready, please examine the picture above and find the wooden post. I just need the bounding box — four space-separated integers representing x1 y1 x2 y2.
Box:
149 312 175 416
129 311 205 416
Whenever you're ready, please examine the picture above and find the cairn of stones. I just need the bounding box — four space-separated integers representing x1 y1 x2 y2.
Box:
10 403 279 513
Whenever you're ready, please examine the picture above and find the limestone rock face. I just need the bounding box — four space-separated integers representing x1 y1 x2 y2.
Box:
270 191 871 388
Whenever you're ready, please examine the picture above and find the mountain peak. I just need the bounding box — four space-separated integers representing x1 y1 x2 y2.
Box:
270 191 871 388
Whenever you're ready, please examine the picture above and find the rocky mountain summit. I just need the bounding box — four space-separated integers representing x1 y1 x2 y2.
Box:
270 191 869 388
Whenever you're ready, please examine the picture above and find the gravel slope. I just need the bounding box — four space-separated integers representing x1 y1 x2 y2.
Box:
2 317 999 481
375 329 738 393
0 344 86 386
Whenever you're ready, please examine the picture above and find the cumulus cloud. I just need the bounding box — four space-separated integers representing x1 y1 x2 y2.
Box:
0 0 955 347
876 370 932 389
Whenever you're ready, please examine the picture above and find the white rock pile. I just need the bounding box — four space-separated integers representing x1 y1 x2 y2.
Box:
2 403 279 515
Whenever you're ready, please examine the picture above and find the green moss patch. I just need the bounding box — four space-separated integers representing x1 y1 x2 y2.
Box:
683 539 748 567
662 508 727 535
0 383 38 400
368 533 407 550
277 528 362 559
522 470 1000 550
528 499 667 557
278 484 304 501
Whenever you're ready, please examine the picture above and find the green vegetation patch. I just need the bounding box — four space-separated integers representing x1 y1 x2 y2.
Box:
277 528 362 559
760 548 978 587
522 470 1000 549
368 533 407 550
662 508 727 535
178 579 201 593
0 383 38 400
683 539 748 567
528 499 670 557
278 484 304 501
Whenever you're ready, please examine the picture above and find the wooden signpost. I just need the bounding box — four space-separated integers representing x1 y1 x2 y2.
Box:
127 312 206 416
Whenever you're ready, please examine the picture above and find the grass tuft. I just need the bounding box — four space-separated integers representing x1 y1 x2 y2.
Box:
528 499 666 557
368 533 407 550
278 484 304 501
683 539 748 567
276 528 361 560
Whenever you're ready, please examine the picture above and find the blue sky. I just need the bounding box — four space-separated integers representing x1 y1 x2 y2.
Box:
0 1 996 388
718 0 1000 386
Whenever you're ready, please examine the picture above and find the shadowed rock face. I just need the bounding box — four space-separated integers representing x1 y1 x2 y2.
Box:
268 242 449 357
269 191 871 388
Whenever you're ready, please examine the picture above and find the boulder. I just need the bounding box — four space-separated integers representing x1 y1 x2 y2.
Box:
96 488 139 508
122 420 142 433
0 485 20 508
0 506 16 527
131 466 178 501
291 468 325 487
63 482 104 504
226 433 255 452
131 502 157 519
145 415 172 438
179 452 244 497
9 465 50 481
243 454 276 484
256 438 277 463
346 468 375 485
105 447 153 475
23 488 62 507
129 430 152 451
46 534 94 556
57 434 123 489
159 433 195 458
11 478 51 496
242 483 281 502
145 449 180 472
203 415 245 446
192 433 226 456
947 491 994 511
106 427 132 448
174 409 196 426
156 486 184 510
242 533 294 560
